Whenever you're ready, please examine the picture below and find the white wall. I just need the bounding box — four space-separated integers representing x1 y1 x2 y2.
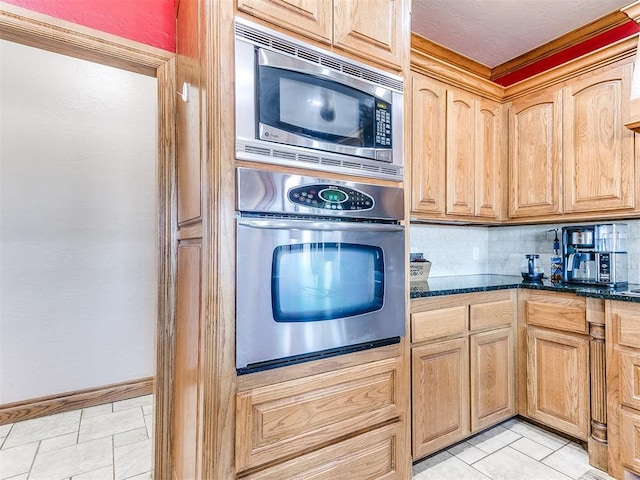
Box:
410 220 640 284
0 40 158 404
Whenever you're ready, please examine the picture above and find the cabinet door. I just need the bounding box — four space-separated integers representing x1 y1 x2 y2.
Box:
236 0 332 44
333 0 405 69
446 88 476 216
412 337 469 459
475 98 503 218
621 349 640 411
526 327 589 440
410 74 446 216
621 409 640 475
509 88 562 218
242 422 406 480
563 63 635 213
470 327 516 431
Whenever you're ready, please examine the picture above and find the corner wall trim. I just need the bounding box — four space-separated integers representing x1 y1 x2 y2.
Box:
0 377 154 425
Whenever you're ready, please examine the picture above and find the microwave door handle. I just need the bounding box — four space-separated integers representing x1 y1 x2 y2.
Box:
238 218 404 233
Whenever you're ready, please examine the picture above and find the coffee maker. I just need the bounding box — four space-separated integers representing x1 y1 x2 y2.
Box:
562 223 628 287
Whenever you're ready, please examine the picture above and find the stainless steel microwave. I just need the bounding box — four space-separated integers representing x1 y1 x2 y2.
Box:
234 18 404 181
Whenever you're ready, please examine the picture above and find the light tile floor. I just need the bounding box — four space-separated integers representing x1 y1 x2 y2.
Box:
0 395 153 480
0 401 617 480
413 417 616 480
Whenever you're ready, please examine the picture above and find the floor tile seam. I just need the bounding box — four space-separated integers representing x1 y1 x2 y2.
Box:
79 425 149 445
26 438 43 480
538 452 586 480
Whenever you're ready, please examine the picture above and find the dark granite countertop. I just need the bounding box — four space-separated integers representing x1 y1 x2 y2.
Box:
410 274 640 303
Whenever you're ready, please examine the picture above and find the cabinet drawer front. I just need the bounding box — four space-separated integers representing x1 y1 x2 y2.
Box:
243 422 404 480
618 308 640 349
621 409 640 475
412 306 468 343
622 350 640 410
526 294 586 334
470 299 514 331
236 357 401 472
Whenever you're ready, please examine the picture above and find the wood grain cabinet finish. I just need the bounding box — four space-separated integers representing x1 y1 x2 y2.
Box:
411 75 503 221
608 301 640 477
241 422 404 480
620 408 640 474
412 337 470 458
508 87 562 218
470 327 516 431
563 63 635 214
508 59 637 221
522 292 590 441
410 74 447 216
410 291 517 459
237 0 407 69
235 357 402 473
526 327 590 440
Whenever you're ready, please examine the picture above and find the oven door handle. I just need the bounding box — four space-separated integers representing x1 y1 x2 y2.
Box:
238 217 404 233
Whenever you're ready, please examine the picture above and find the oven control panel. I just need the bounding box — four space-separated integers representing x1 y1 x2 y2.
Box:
288 184 374 211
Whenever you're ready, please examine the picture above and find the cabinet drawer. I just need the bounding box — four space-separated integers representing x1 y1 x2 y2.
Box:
235 357 401 472
470 299 514 331
525 293 586 334
622 350 640 411
242 422 405 479
617 306 640 349
411 306 468 343
621 409 640 474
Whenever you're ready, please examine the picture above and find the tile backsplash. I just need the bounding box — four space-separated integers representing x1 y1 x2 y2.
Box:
410 220 640 284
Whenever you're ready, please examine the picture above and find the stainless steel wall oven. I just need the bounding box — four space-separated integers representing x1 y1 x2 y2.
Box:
236 168 405 374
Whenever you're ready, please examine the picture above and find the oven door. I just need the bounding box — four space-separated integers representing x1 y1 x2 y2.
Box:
236 216 405 373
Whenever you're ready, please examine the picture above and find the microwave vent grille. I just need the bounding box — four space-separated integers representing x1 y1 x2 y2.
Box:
236 139 403 180
299 154 321 165
272 149 297 161
236 21 403 92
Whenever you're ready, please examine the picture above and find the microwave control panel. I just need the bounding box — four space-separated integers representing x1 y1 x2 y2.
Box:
288 184 374 211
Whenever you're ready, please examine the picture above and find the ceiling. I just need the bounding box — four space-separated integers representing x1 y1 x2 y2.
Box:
411 0 634 68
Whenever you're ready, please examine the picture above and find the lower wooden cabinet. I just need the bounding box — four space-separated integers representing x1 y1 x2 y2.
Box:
235 354 406 477
607 300 640 478
412 337 469 457
240 422 404 480
526 327 590 440
471 327 516 431
410 290 516 460
620 409 640 474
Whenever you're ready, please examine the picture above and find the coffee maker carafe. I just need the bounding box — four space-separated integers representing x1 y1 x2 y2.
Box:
562 224 628 287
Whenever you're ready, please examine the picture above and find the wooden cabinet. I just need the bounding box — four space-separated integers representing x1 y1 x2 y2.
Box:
508 87 562 219
411 75 504 221
563 63 635 214
235 352 408 477
237 0 408 69
410 290 516 459
471 327 516 431
606 300 640 479
412 337 469 457
526 327 590 439
242 422 405 480
508 59 637 221
521 291 590 441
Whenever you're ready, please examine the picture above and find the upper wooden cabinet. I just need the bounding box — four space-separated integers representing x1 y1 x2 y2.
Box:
236 0 408 69
563 63 635 213
411 74 504 221
508 87 562 219
508 59 637 221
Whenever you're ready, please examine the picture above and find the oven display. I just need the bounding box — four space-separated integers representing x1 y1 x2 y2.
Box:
288 184 374 210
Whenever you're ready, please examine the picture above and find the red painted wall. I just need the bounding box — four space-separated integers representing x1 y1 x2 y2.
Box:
3 0 175 52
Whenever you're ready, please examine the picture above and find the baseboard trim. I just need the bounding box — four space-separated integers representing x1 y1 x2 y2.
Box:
0 377 154 425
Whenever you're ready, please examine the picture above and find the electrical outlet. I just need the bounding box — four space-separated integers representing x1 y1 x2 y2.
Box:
473 247 480 261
